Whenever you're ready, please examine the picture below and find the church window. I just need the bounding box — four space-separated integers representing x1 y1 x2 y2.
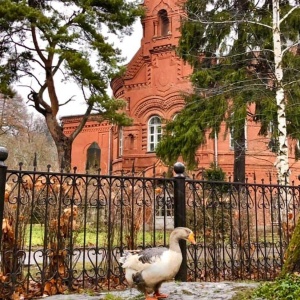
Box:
158 9 170 36
148 116 162 152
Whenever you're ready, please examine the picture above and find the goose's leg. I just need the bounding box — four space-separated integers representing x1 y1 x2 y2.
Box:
153 283 168 298
153 291 168 298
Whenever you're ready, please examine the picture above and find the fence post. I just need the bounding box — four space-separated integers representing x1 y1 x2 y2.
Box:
0 146 8 250
173 162 187 281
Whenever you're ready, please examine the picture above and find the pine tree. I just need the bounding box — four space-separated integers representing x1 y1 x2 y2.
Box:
156 0 300 184
0 0 143 170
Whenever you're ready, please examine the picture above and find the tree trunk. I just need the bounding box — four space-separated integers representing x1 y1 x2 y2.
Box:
234 124 246 183
55 137 73 172
281 219 300 276
45 113 73 172
273 0 289 185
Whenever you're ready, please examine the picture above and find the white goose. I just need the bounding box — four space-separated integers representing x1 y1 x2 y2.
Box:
119 227 196 300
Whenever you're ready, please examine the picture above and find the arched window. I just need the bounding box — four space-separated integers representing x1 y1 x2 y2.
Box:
158 9 169 36
148 116 162 152
85 142 101 171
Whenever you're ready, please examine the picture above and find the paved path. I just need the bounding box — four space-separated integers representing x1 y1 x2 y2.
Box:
37 281 260 299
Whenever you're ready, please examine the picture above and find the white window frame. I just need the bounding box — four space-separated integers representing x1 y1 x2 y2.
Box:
148 116 162 152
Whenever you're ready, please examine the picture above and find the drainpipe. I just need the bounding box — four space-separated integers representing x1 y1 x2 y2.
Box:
108 125 113 174
214 130 218 166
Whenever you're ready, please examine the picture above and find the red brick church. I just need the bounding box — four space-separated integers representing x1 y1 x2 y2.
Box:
62 0 300 182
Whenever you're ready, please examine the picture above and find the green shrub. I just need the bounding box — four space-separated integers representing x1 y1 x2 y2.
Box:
252 274 300 300
203 163 226 181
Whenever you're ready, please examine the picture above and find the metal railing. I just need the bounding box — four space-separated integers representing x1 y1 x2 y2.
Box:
0 149 299 298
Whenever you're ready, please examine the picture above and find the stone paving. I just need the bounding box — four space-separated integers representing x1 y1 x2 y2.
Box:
37 281 260 300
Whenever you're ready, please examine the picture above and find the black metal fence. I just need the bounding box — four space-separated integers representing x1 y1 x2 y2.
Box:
0 149 299 299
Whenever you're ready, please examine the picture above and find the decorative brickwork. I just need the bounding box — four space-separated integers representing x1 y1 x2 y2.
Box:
62 0 300 182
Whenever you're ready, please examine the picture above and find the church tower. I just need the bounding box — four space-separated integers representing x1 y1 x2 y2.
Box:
63 0 300 181
110 0 193 174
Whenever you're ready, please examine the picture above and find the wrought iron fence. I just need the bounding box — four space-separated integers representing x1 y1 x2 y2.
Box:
0 154 299 298
185 180 299 282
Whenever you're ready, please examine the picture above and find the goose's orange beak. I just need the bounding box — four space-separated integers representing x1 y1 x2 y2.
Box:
187 232 196 245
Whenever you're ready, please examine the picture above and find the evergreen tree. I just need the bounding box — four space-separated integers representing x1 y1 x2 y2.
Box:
156 0 300 184
0 0 143 171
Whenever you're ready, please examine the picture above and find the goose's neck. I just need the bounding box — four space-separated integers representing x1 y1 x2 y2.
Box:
169 235 181 252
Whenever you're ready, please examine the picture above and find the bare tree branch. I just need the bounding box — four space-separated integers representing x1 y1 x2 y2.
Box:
280 5 300 24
